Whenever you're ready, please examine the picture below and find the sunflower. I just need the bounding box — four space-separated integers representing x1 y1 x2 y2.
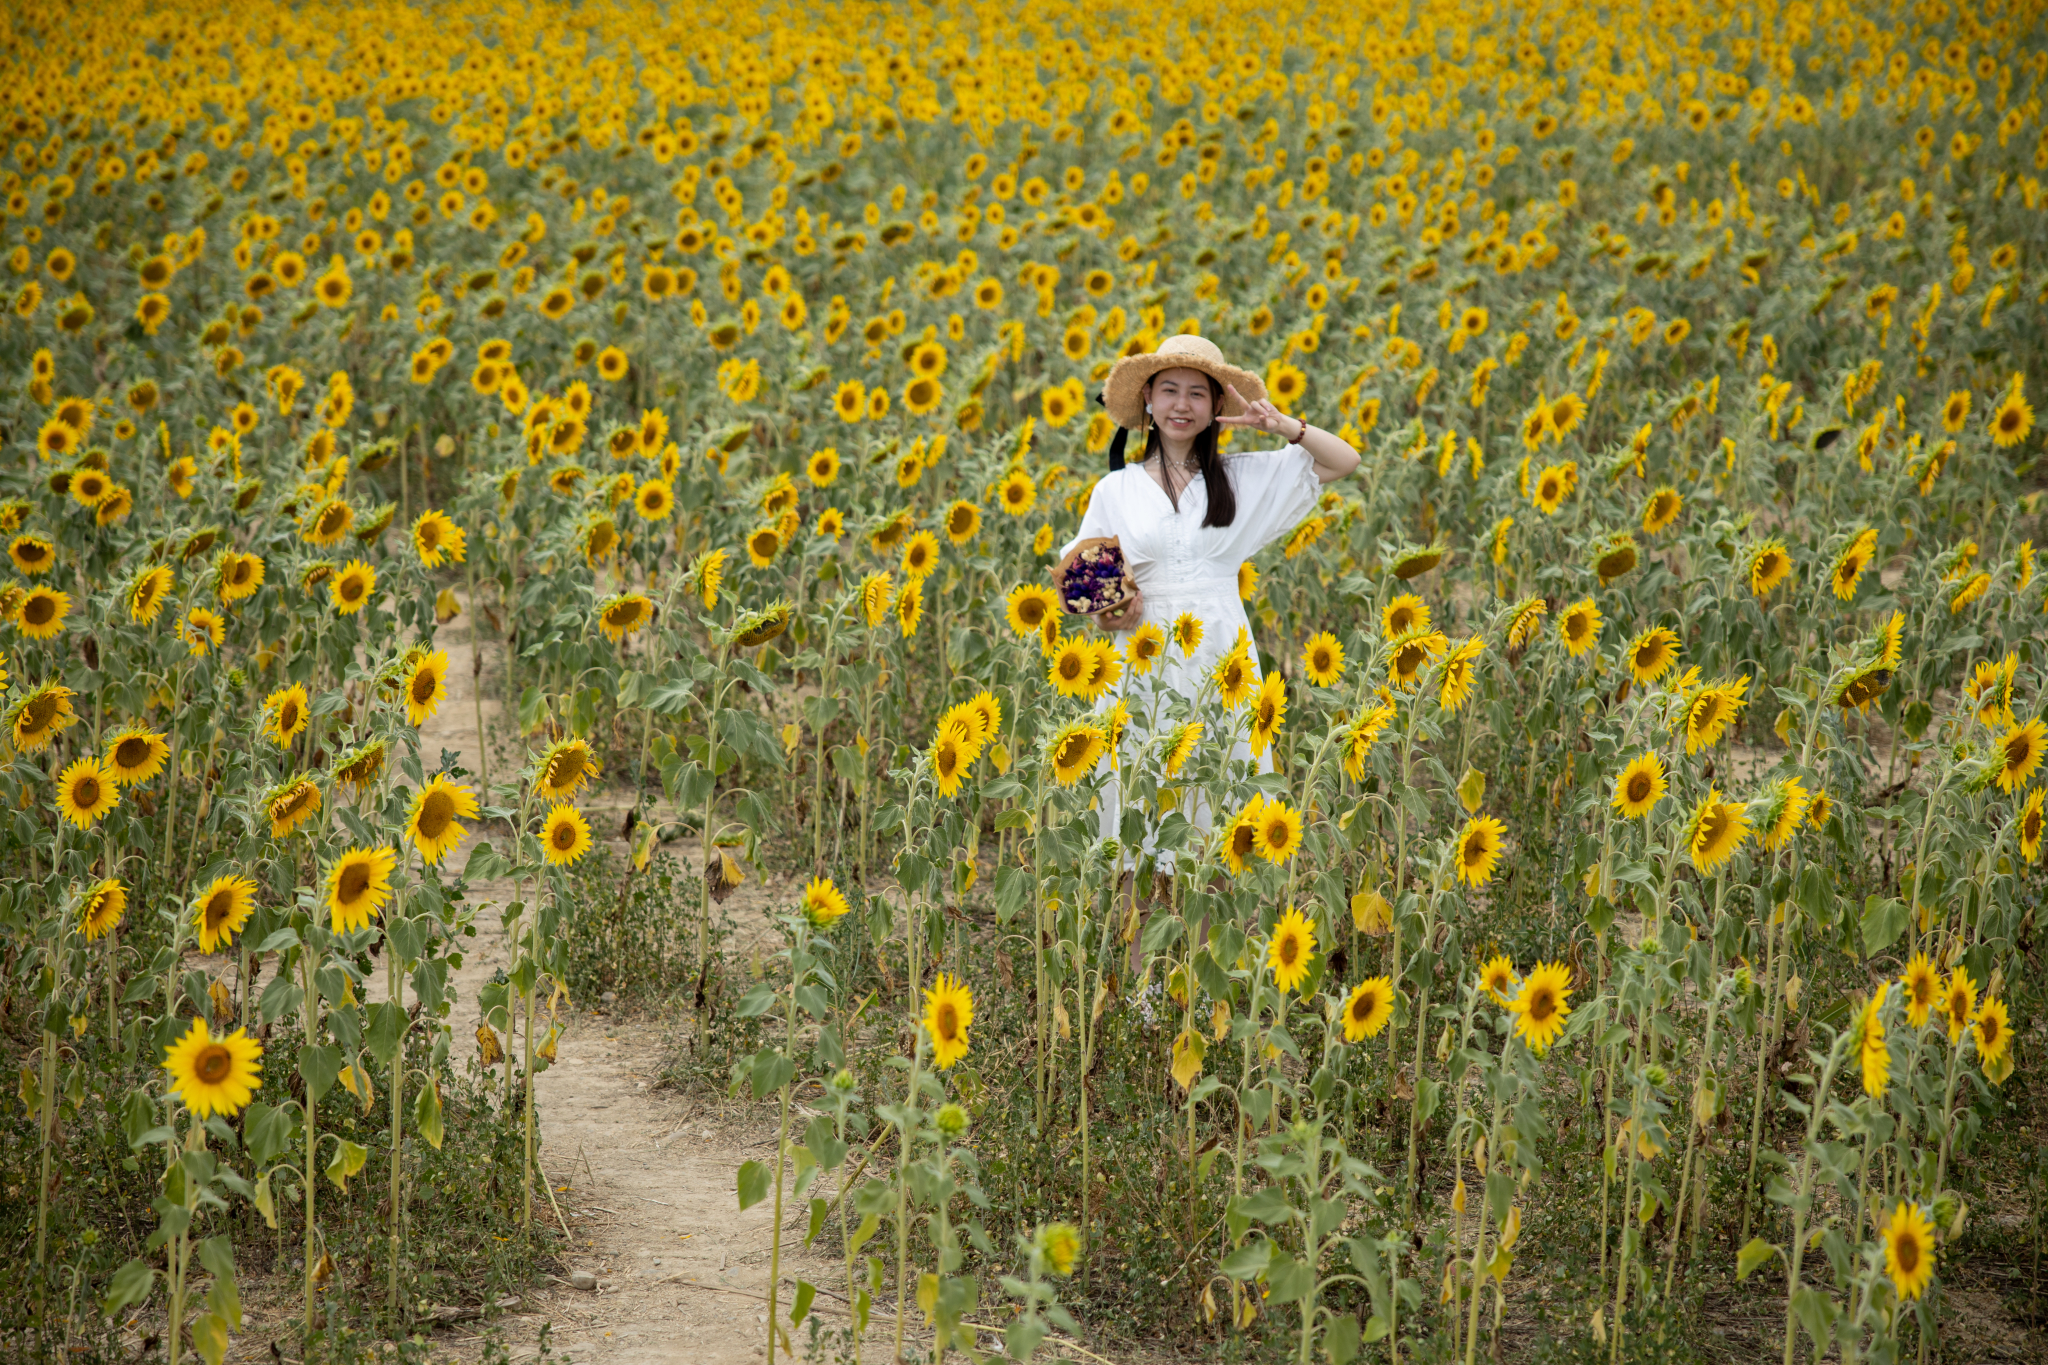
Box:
802 877 851 929
1941 389 1971 432
1390 545 1445 580
997 470 1036 516
1625 628 1680 684
944 499 981 546
1530 463 1569 514
335 741 388 794
408 774 479 864
1683 678 1749 753
163 1018 263 1119
1987 390 2033 447
1478 954 1518 1004
1257 905 1316 992
634 480 674 521
326 846 397 934
7 533 54 575
79 879 126 940
1389 629 1448 688
1128 622 1166 674
859 572 894 628
1222 795 1265 877
1049 722 1107 785
1611 752 1667 819
1559 598 1601 656
10 681 78 751
1162 720 1202 777
1301 632 1344 686
806 446 840 488
930 729 970 797
1382 593 1430 639
1254 800 1304 864
105 725 170 784
597 592 654 642
1248 672 1287 757
1343 703 1395 781
1455 815 1506 886
1746 541 1792 597
330 559 376 615
1173 612 1204 656
55 756 119 829
1641 487 1682 534
901 530 940 581
1214 643 1257 707
1342 977 1395 1040
403 650 449 725
1687 788 1750 874
833 379 866 421
1883 1202 1937 1301
15 585 69 639
1508 962 1572 1053
1899 953 1940 1027
2020 788 2044 864
535 803 591 866
303 497 355 547
265 778 321 837
1238 560 1259 600
1830 528 1878 601
1996 716 2044 793
123 563 174 625
816 508 844 540
264 684 310 747
216 550 264 603
1592 534 1638 586
1858 984 1890 1097
1439 637 1484 712
1504 597 1547 651
1005 584 1059 636
966 691 1002 744
1972 995 2012 1068
923 972 974 1069
1759 777 1812 851
192 874 257 953
1939 968 1978 1045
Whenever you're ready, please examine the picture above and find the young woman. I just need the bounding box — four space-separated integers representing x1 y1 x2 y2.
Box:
1058 333 1361 865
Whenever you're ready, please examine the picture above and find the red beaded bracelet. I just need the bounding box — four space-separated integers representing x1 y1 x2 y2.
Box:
1293 416 1309 444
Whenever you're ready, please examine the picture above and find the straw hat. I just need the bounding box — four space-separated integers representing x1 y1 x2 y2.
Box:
1100 333 1266 430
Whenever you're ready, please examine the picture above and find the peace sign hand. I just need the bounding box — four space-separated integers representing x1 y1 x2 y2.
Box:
1215 383 1300 440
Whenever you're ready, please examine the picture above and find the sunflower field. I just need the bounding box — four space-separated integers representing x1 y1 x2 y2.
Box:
2 0 2047 1360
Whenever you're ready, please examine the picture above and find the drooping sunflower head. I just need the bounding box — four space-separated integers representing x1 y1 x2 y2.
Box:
128 564 174 624
730 601 793 649
1439 637 1484 712
597 592 654 643
79 878 127 941
1641 487 1682 534
1390 544 1445 580
10 682 79 752
1759 778 1813 851
1593 533 1638 586
1048 721 1107 786
1162 720 1202 778
1265 905 1316 993
267 778 322 838
334 741 388 794
1389 629 1448 688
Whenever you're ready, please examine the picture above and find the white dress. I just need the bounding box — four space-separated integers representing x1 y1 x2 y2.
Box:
1057 442 1323 865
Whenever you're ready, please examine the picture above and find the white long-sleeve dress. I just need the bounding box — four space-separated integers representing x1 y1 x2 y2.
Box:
1057 441 1323 865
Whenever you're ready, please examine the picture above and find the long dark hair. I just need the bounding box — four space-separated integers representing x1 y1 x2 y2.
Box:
1101 374 1236 528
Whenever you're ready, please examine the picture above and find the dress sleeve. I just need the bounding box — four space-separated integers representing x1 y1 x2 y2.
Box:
1219 444 1321 558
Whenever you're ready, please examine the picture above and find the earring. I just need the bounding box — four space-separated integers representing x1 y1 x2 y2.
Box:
1145 402 1153 414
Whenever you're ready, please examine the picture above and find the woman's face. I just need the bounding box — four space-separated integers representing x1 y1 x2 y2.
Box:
1147 367 1216 438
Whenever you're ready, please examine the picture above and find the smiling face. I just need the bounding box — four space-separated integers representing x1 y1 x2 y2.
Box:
1145 367 1219 443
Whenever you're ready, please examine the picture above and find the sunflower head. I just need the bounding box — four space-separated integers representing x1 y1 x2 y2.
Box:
1508 961 1573 1053
1265 905 1316 993
1342 976 1395 1040
163 1018 263 1119
1478 954 1518 1004
922 972 974 1068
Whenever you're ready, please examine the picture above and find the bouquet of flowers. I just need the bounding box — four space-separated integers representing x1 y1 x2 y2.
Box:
1053 536 1138 618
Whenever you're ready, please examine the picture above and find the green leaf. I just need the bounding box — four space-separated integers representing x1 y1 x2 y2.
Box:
1736 1237 1781 1281
197 1237 240 1328
298 1045 342 1102
243 1102 294 1167
325 1138 368 1190
805 1197 829 1247
735 981 778 1018
1219 1239 1274 1279
1323 1312 1360 1365
1266 1251 1315 1304
1859 895 1909 958
1234 1187 1291 1224
189 1312 229 1365
414 1078 445 1150
737 1160 770 1211
364 1001 406 1066
101 1259 154 1316
790 1280 817 1327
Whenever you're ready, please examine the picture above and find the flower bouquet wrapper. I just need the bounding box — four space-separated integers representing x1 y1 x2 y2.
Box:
1052 536 1138 618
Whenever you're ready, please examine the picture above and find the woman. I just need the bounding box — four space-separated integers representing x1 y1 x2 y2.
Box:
1058 333 1361 865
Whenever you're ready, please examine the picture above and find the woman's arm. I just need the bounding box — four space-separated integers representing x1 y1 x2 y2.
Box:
1217 383 1361 484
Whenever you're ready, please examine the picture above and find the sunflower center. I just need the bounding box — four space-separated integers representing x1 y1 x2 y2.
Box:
195 1045 233 1085
1462 836 1487 866
1059 655 1084 682
411 671 437 704
338 862 372 904
280 703 300 732
1896 1233 1920 1273
24 596 54 625
1528 988 1555 1024
1627 774 1653 803
115 737 149 769
551 822 577 850
204 892 234 932
1351 993 1374 1022
935 1003 958 1039
2006 734 2032 767
417 791 454 839
73 776 100 807
1982 1017 2000 1045
1278 936 1299 966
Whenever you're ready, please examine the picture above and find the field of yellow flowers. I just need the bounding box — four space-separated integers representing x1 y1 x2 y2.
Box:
2 0 2046 1360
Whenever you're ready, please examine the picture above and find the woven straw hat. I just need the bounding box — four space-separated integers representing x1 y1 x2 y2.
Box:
1100 333 1266 431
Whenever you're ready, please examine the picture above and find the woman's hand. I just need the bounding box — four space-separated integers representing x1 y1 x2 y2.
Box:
1095 590 1144 633
1215 383 1302 440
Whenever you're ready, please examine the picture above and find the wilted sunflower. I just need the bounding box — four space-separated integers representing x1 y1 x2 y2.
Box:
923 972 974 1068
334 741 387 794
263 683 310 747
1746 541 1792 597
326 846 397 934
1833 661 1894 713
1625 627 1680 684
409 774 479 865
1162 720 1202 777
1382 593 1430 639
79 878 126 940
1264 905 1317 991
1508 962 1572 1053
192 874 257 953
597 593 654 643
540 803 593 865
1455 814 1506 886
163 1018 263 1119
56 756 119 829
267 778 322 837
734 601 794 649
404 650 449 725
104 725 170 785
1686 788 1750 874
1342 976 1395 1040
1048 721 1106 785
1611 752 1667 819
1559 598 1601 657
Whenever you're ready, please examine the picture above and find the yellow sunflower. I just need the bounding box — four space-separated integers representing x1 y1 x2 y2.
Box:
1746 541 1792 597
330 558 376 615
1995 716 2045 793
1173 612 1204 656
1559 598 1601 656
1939 968 1978 1045
1859 984 1889 1098
1341 976 1395 1040
1247 672 1287 758
1005 584 1059 637
1302 632 1345 686
1899 953 1940 1027
1883 1202 1936 1300
1128 622 1166 675
10 681 78 751
540 803 593 866
103 725 170 786
163 1018 263 1119
597 593 654 643
923 972 974 1068
327 846 397 934
1508 962 1572 1053
536 738 600 799
56 756 119 829
1439 637 1484 712
263 683 311 747
267 779 322 837
1254 800 1304 864
1641 487 1682 534
15 585 69 639
1625 628 1680 684
1381 593 1430 640
401 650 449 726
2020 788 2044 864
1455 815 1505 886
1265 905 1317 992
79 878 127 940
408 774 479 865
192 874 257 953
128 564 174 624
1611 752 1666 819
1162 721 1202 777
1687 788 1750 874
1478 954 1518 1004
1048 722 1106 785
1682 678 1750 753
802 877 851 929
